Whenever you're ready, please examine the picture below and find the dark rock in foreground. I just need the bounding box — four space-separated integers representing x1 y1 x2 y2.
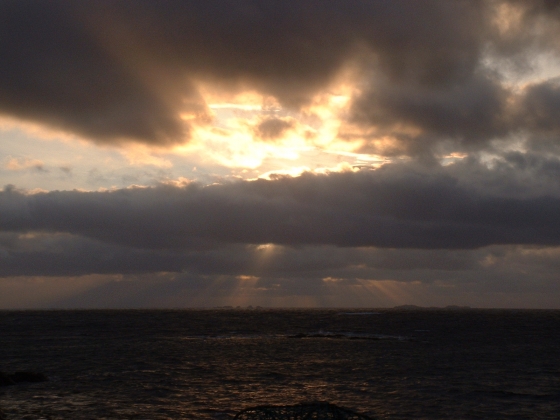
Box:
0 372 16 387
234 402 374 419
0 371 48 387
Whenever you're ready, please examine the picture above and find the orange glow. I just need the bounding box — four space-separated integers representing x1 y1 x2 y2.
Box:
172 77 389 176
5 157 45 171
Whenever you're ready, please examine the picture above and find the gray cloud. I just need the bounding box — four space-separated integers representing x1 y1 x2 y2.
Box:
3 225 560 308
0 232 186 277
254 118 294 141
4 243 558 308
0 0 525 149
2 158 560 250
350 72 511 155
0 231 479 278
0 1 193 145
520 80 560 135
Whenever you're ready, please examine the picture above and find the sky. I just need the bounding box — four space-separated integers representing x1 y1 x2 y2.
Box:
2 0 560 308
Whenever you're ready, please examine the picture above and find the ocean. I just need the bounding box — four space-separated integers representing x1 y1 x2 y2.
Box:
0 309 559 419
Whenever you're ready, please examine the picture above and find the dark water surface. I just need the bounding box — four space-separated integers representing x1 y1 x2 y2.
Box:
1 309 559 419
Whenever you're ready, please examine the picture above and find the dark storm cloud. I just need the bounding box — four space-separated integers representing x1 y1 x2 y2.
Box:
0 1 192 145
0 231 478 278
0 233 186 277
519 80 560 135
350 72 511 154
17 245 560 308
2 160 560 250
4 230 560 308
343 1 560 156
0 0 502 147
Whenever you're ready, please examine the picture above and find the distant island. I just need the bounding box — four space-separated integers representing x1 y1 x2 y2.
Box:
392 305 472 310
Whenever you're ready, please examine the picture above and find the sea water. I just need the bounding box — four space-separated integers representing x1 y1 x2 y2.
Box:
0 309 559 419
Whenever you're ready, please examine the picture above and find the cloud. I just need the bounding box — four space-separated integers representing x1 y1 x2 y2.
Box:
3 239 560 308
519 79 560 134
254 117 294 141
3 211 560 308
349 72 512 156
5 1 560 309
0 231 479 278
2 158 560 250
4 0 552 153
0 232 186 277
5 157 46 172
0 1 198 146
